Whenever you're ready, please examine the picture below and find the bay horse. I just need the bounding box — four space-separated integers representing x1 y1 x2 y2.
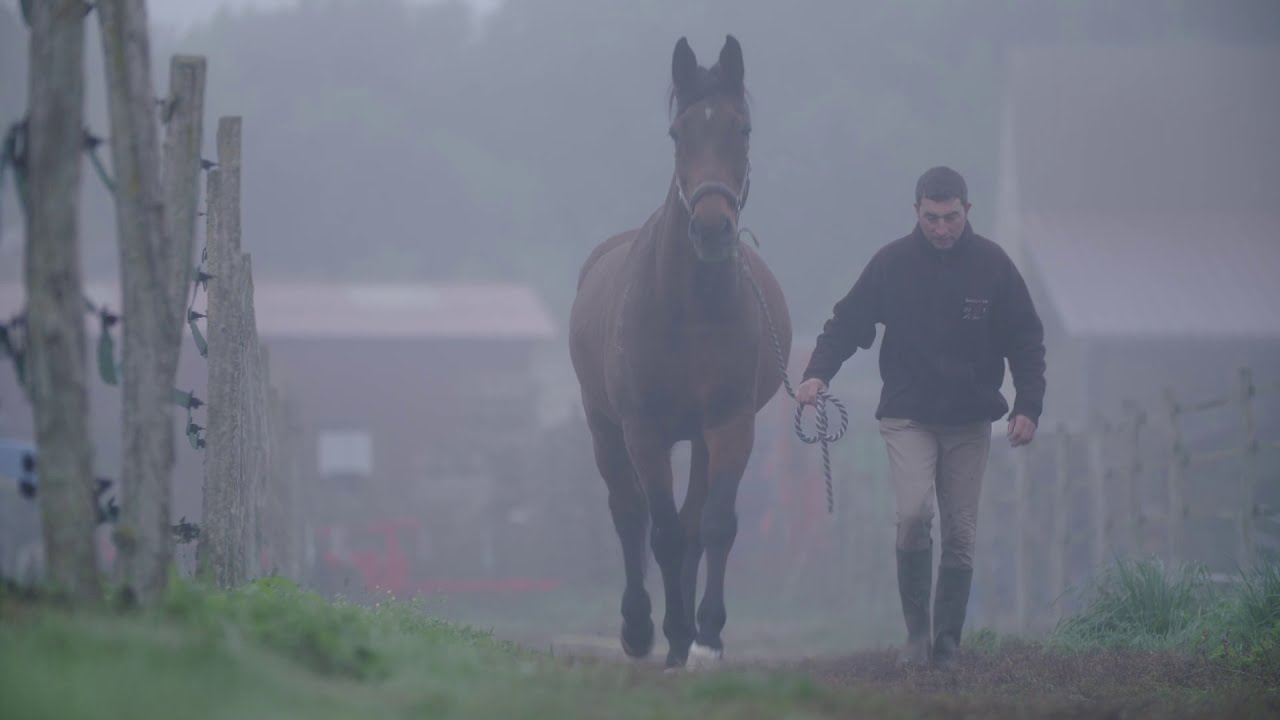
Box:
568 34 791 669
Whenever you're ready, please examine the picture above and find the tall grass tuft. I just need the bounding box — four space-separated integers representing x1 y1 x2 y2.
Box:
1051 557 1209 651
1211 561 1280 677
1231 561 1280 639
1049 554 1280 679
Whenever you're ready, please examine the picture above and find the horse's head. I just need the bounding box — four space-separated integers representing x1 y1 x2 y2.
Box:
668 35 751 264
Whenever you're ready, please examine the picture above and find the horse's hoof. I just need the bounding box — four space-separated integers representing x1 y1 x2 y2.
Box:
664 649 688 670
621 619 655 658
686 641 724 670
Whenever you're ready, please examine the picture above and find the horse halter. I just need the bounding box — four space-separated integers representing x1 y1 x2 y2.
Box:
676 160 751 220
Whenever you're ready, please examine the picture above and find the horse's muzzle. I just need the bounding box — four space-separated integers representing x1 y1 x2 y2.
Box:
682 180 744 263
690 218 738 263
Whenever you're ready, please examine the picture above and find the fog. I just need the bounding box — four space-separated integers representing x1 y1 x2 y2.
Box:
0 0 1278 659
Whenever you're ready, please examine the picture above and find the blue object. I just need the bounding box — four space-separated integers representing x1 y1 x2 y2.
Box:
0 437 37 499
0 439 118 523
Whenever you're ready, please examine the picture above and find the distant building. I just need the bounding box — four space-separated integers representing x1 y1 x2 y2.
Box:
0 280 560 592
992 46 1280 428
969 47 1280 630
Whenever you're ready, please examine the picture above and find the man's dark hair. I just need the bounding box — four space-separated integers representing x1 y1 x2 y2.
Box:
915 166 968 205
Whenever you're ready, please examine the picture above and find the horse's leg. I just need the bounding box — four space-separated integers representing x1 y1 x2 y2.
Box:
624 426 692 669
675 436 709 666
690 413 754 664
588 414 653 658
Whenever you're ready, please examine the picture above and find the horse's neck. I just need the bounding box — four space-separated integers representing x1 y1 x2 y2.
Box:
636 177 744 326
652 178 693 304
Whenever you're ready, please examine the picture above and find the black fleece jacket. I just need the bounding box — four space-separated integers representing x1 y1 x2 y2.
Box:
802 223 1047 425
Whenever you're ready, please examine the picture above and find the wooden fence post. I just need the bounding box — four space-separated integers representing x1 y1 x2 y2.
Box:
1087 416 1110 573
231 251 251 580
254 343 271 578
23 0 100 602
1123 402 1146 556
237 254 255 577
1163 387 1186 562
1050 424 1071 617
195 116 300 585
238 261 265 579
100 0 201 605
1237 367 1258 570
265 386 303 579
199 118 245 587
265 383 298 577
161 56 207 333
976 437 998 629
1011 445 1030 632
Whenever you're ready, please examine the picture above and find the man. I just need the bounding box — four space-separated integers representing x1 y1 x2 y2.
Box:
796 166 1046 670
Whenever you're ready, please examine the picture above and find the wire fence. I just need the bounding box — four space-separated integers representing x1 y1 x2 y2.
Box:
0 4 303 591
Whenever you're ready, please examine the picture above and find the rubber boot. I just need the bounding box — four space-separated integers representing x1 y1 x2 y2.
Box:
895 546 933 666
931 566 973 671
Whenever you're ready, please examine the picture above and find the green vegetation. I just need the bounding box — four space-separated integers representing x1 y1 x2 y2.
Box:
0 576 898 720
2 566 1276 720
1049 557 1280 679
1050 557 1211 651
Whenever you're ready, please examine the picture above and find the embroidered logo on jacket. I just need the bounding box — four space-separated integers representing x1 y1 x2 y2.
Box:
962 297 990 321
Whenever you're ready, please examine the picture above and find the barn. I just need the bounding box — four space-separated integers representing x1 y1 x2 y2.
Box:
0 279 562 594
964 46 1280 631
990 45 1280 428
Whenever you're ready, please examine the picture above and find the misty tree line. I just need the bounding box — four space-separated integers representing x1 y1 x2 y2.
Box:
2 0 1273 326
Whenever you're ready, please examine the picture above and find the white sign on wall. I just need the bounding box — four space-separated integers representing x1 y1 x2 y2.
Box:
317 430 373 478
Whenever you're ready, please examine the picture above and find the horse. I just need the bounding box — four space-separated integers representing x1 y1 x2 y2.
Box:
568 34 791 669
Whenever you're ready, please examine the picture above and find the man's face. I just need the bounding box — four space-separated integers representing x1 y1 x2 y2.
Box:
915 197 970 249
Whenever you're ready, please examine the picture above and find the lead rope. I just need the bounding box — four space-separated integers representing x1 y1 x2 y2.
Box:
737 228 849 513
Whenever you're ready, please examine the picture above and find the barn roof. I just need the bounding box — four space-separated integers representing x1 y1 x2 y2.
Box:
0 281 558 341
1001 46 1280 339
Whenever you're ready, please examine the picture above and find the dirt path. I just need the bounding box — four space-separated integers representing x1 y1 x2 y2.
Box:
786 644 1277 718
550 633 1279 719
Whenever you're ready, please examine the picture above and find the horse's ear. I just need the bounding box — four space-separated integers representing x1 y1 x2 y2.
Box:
672 36 699 95
718 35 744 94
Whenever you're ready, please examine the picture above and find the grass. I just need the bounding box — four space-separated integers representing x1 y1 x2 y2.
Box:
1050 557 1211 651
0 575 907 720
1208 561 1280 678
1 563 1276 720
1048 556 1280 680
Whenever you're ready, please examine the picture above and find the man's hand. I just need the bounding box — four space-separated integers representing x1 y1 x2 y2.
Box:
796 378 828 406
1007 414 1036 447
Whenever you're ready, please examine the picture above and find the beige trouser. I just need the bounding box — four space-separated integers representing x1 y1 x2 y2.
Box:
879 418 992 570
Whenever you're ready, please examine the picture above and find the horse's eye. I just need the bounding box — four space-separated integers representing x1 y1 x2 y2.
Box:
740 125 752 137
669 128 678 142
